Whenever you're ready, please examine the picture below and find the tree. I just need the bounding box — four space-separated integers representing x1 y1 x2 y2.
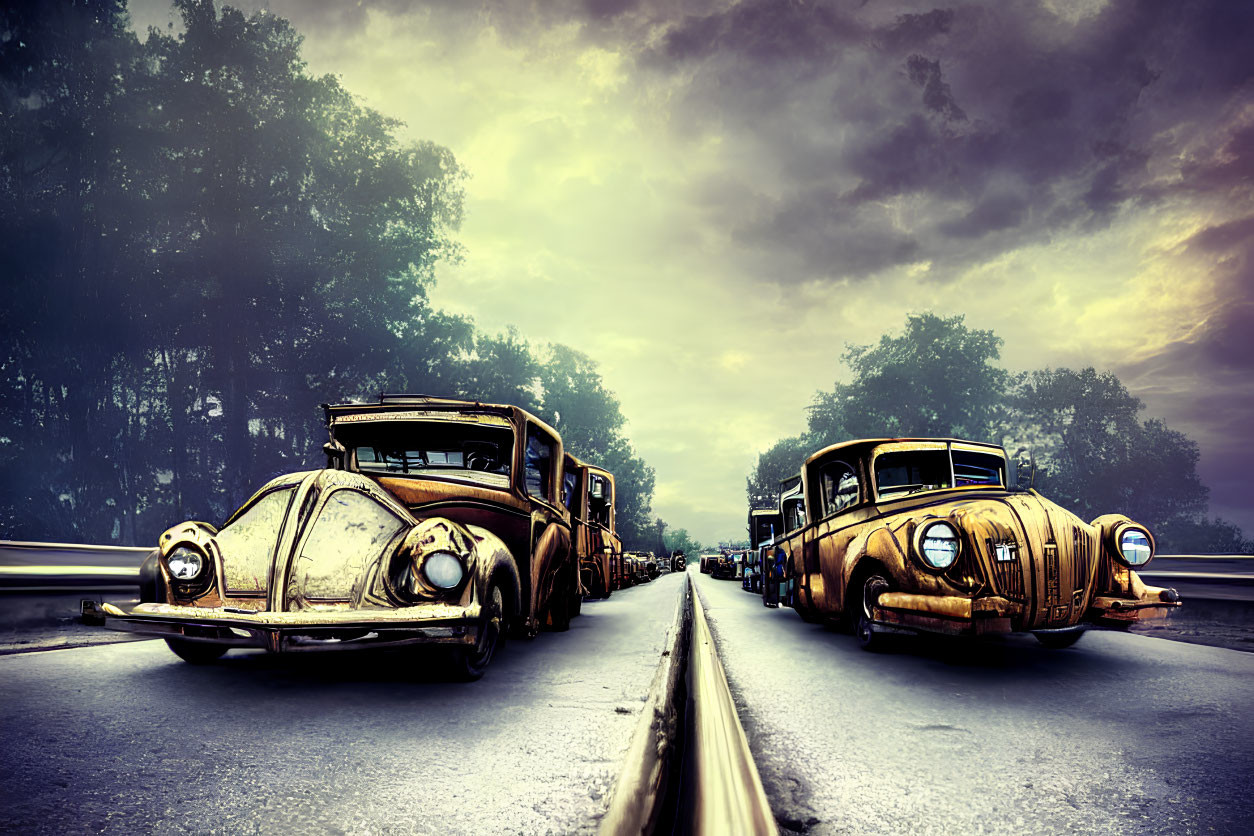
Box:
533 344 655 548
1010 368 1251 553
746 434 810 509
663 527 705 557
808 312 1012 445
453 327 540 411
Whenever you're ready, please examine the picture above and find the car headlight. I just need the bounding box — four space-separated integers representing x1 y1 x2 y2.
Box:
918 521 960 570
422 551 465 589
167 546 205 581
1118 528 1153 567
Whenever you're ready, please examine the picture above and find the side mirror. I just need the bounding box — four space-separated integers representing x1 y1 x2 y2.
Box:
1011 447 1035 490
324 440 347 470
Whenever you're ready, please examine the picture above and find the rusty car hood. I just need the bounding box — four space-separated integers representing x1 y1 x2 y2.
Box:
208 469 417 612
877 489 1102 629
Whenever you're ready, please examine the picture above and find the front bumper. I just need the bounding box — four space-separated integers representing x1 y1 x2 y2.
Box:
872 583 1182 638
87 600 481 652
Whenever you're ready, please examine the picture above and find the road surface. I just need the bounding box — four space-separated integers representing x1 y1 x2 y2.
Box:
0 572 686 835
693 570 1254 836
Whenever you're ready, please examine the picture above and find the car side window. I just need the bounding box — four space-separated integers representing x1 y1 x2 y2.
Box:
783 497 806 532
525 427 555 503
820 461 859 516
588 474 611 526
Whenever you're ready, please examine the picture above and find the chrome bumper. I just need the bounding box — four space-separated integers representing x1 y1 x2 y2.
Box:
872 584 1182 637
88 600 481 652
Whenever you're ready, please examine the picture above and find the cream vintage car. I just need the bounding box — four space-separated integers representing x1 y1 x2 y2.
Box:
89 395 580 679
769 438 1181 649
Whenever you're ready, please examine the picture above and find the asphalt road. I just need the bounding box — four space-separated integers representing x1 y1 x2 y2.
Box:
0 572 686 836
693 570 1254 836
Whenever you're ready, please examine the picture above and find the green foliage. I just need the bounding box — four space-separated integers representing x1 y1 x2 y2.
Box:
749 313 1249 554
1009 369 1205 525
746 434 810 509
663 527 705 557
533 344 655 549
808 313 1011 444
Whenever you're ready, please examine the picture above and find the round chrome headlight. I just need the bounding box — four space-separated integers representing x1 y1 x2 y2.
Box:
1118 528 1153 567
422 551 465 589
167 546 205 581
919 522 960 570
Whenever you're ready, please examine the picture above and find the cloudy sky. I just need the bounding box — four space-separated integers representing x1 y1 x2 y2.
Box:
132 0 1254 544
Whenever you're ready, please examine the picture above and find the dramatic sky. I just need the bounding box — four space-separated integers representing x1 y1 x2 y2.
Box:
132 0 1254 544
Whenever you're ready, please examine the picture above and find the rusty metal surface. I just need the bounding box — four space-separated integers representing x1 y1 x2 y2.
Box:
689 583 778 836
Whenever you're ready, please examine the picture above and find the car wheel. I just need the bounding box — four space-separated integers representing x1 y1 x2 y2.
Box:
1034 630 1085 649
165 639 228 664
448 581 506 681
856 574 891 652
546 567 574 632
795 606 824 624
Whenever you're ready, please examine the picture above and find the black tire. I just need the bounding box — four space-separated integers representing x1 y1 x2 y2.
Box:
165 639 228 664
795 606 824 624
855 574 891 652
1034 630 1085 649
447 581 507 681
546 567 574 632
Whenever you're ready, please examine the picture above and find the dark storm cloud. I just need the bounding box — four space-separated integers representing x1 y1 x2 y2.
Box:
222 0 1253 294
646 0 866 66
624 0 1254 284
905 55 966 123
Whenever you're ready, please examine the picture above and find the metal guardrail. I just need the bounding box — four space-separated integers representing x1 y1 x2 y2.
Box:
688 582 778 835
0 541 150 591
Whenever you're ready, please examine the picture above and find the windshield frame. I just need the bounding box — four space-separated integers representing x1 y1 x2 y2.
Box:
870 440 1007 503
341 418 517 492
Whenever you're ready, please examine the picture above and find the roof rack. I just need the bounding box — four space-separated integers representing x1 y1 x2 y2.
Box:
378 392 438 403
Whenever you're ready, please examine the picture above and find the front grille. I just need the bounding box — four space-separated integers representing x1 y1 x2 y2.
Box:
1071 526 1092 593
986 537 1025 600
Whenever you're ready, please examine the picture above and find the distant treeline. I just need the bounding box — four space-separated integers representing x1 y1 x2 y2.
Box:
749 314 1252 555
0 1 657 547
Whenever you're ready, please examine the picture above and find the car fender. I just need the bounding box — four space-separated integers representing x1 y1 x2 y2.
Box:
466 524 523 620
530 520 573 623
840 523 911 608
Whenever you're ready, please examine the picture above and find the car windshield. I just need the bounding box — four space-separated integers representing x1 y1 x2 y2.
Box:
874 447 1006 498
339 420 513 489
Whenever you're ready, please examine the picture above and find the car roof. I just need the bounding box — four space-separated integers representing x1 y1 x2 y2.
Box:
322 394 561 439
803 437 1006 468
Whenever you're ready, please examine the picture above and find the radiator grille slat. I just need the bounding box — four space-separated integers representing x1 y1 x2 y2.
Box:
986 537 1025 600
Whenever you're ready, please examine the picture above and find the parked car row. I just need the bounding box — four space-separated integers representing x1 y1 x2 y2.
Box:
91 395 662 680
736 437 1182 650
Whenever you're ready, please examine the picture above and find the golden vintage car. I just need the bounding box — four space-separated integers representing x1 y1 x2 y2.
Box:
770 438 1181 649
563 454 621 600
92 395 580 679
624 551 655 585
